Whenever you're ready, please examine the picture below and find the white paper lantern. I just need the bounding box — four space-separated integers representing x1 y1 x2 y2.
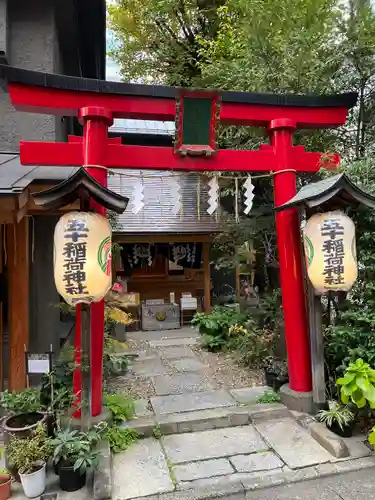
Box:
303 211 357 294
54 211 112 305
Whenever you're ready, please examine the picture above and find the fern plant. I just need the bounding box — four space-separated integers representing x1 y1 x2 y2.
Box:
317 400 354 430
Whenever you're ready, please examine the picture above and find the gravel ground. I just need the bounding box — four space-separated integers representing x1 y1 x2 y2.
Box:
108 332 264 399
192 346 265 389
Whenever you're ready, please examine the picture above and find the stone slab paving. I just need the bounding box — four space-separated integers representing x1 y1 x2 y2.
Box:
131 358 168 376
152 373 215 396
169 357 208 373
173 458 234 482
151 389 236 414
230 386 270 404
127 326 198 341
158 346 196 359
149 337 197 347
230 451 284 472
134 399 152 417
255 417 332 469
162 426 268 463
112 438 174 500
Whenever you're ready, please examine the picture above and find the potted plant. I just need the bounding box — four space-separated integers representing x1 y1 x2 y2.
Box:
51 428 100 492
6 423 52 497
317 400 355 437
263 356 288 392
0 450 11 500
0 468 11 500
1 388 46 440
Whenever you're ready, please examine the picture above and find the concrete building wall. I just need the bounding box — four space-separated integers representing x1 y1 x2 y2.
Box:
0 0 63 152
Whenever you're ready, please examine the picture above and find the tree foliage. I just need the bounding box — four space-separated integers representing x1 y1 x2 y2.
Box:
108 0 226 85
108 0 375 281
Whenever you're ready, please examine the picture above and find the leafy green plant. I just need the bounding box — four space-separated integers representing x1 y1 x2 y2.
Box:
256 391 281 404
103 335 129 377
317 400 354 430
105 427 140 453
152 424 162 440
258 289 283 331
104 393 135 423
51 428 99 475
234 323 274 368
191 306 247 351
0 388 41 415
336 358 375 409
7 423 52 474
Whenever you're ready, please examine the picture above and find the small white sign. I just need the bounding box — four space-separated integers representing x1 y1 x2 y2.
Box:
145 299 164 305
27 354 51 374
181 297 198 310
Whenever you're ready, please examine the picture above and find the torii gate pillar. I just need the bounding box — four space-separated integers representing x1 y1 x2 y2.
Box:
270 119 311 393
72 107 113 417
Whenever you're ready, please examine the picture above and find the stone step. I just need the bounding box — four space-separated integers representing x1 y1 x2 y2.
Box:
111 422 375 500
121 403 292 437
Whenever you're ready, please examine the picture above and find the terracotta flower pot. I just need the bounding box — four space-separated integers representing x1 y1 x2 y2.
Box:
0 474 11 500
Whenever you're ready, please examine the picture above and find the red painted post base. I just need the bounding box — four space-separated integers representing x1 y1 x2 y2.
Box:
270 119 312 393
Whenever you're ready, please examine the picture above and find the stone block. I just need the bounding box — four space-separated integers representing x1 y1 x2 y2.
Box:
152 374 214 396
230 452 284 473
93 440 112 500
279 384 314 413
120 417 155 438
112 438 174 500
248 404 291 423
230 387 270 405
309 422 349 458
170 358 207 373
255 417 331 469
151 389 236 415
173 459 234 482
156 408 232 435
228 408 251 427
162 426 268 464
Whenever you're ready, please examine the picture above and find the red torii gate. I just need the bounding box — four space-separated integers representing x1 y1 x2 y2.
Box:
1 65 356 415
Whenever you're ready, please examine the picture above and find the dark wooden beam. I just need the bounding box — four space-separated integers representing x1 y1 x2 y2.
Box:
7 218 29 391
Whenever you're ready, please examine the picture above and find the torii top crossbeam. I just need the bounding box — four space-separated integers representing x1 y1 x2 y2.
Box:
1 65 356 171
0 64 357 416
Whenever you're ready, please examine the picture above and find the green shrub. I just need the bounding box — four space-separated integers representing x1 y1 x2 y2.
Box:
337 358 375 409
105 427 140 453
256 391 281 404
0 388 41 414
191 306 247 351
104 393 135 422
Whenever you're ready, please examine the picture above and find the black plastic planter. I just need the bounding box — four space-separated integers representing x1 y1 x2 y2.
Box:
327 421 354 438
59 465 86 492
264 370 288 392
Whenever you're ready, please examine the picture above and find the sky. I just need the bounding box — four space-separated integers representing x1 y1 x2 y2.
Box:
106 29 122 82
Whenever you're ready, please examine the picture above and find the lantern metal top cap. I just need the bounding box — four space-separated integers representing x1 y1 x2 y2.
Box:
32 167 129 213
276 173 375 211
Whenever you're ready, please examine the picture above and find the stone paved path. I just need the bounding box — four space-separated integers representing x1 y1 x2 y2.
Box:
112 327 374 500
